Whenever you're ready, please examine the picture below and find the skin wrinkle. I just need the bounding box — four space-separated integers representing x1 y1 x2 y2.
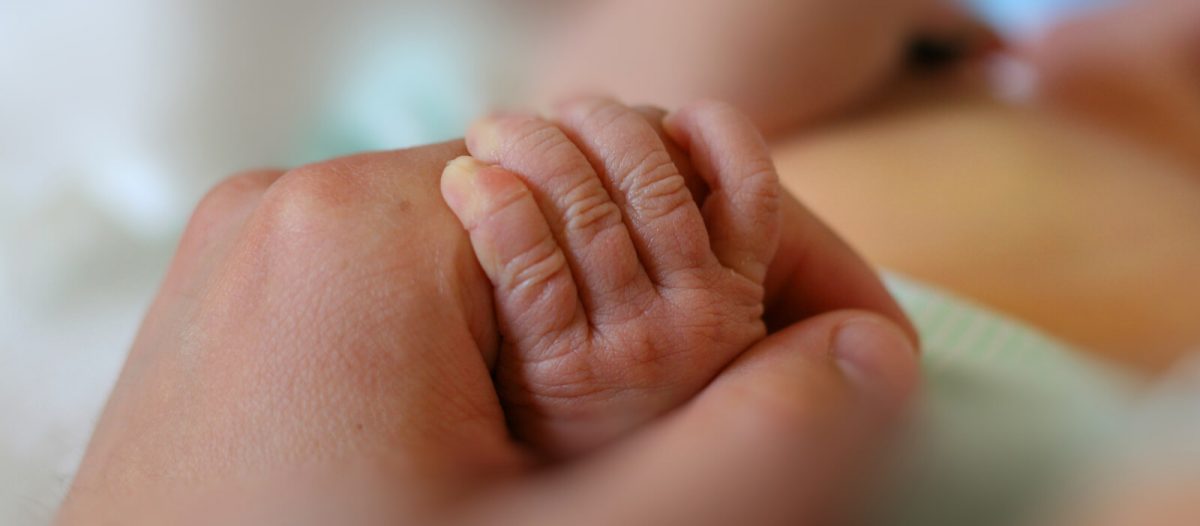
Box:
576 247 652 323
502 319 581 366
502 119 568 162
484 117 653 315
585 279 658 326
504 243 570 302
560 179 626 243
626 171 691 222
565 103 707 281
505 286 584 348
465 178 532 232
569 99 630 145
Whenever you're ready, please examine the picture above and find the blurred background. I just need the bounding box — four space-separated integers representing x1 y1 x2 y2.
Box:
0 0 1121 523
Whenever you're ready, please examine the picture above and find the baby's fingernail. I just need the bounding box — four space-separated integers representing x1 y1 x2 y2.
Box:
441 156 489 222
831 317 919 410
466 118 503 160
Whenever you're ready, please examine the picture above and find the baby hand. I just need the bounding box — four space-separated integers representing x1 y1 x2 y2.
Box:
443 97 916 457
441 98 780 456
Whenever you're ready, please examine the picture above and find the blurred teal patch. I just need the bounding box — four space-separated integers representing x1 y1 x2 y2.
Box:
296 29 486 164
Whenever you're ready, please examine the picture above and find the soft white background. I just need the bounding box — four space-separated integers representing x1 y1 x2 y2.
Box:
0 0 1101 523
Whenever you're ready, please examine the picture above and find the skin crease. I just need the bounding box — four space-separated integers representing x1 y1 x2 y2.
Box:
57 117 919 522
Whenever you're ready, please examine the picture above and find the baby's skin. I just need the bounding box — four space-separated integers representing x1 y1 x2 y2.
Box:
441 98 913 456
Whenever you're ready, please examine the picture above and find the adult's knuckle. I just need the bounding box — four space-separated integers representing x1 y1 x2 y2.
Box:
191 170 279 226
180 169 282 253
255 161 364 234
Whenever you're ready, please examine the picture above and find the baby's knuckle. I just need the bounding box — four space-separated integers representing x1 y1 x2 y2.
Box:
736 164 782 206
628 172 692 221
504 119 581 167
563 180 624 235
504 236 568 292
579 100 628 135
469 182 530 230
506 119 559 153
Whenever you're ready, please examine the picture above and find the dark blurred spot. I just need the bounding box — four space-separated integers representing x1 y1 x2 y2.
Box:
907 36 968 73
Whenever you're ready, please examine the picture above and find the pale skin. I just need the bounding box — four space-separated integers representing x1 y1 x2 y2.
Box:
56 106 918 523
60 0 945 521
57 0 1200 522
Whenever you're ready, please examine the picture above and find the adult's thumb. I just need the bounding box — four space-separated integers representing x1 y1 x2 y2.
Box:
511 311 919 526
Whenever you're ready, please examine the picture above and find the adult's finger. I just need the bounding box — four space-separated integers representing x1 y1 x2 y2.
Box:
763 192 918 342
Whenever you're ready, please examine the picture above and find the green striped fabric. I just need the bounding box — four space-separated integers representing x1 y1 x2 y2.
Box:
872 274 1134 526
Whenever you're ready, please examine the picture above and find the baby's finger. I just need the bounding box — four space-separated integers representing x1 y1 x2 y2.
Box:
664 101 782 284
466 115 652 319
630 105 709 205
442 156 586 346
555 97 717 284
